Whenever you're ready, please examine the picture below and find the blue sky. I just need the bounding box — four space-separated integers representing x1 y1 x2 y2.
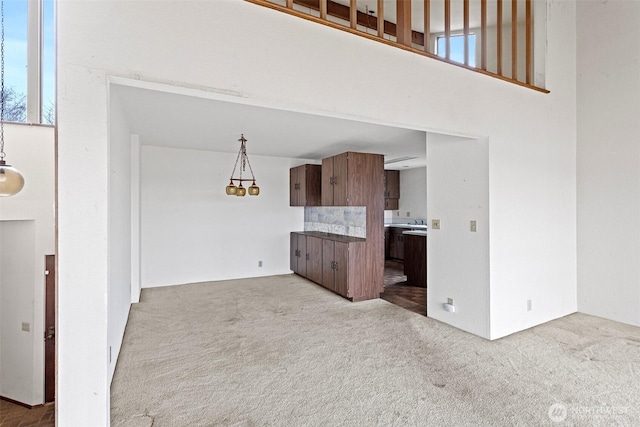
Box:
4 0 55 113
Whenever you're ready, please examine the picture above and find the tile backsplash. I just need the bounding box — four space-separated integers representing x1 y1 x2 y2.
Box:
304 206 367 238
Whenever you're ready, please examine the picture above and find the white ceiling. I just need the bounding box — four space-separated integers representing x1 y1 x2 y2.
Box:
113 84 429 169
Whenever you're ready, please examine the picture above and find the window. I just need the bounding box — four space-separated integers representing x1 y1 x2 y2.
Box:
3 1 28 122
436 34 476 68
2 0 55 124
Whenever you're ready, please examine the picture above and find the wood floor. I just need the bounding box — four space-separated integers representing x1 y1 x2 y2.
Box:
381 260 427 316
0 399 54 427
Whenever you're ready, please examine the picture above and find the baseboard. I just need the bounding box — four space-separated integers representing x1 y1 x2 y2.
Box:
0 395 44 409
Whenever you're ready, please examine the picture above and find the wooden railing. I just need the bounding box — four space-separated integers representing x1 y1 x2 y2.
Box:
246 0 548 93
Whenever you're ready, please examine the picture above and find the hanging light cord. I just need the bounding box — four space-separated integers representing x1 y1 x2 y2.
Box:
228 134 256 182
0 0 5 162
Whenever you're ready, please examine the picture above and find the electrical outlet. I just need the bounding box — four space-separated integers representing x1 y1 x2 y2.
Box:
447 298 454 305
21 322 30 332
432 219 441 230
470 220 477 232
406 212 411 217
527 299 532 311
258 260 263 268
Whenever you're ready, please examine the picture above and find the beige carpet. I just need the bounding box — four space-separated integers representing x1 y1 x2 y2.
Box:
111 274 640 426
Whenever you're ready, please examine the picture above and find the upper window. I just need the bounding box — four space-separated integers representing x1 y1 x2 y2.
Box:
3 1 28 122
436 34 476 68
3 0 55 124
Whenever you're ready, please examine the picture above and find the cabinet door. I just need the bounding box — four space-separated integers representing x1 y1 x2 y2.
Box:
321 157 334 206
304 165 322 206
322 239 335 291
384 228 391 260
290 233 298 271
385 198 399 210
306 236 323 284
397 233 404 260
333 153 349 206
333 242 349 297
290 168 297 206
297 234 307 276
385 170 400 199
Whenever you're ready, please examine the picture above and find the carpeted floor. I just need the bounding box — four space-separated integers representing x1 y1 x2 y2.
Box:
111 274 640 426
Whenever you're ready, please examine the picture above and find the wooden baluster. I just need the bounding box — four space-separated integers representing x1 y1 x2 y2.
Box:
444 0 451 59
424 0 431 53
497 0 503 75
320 0 327 19
512 0 518 80
350 0 357 29
526 0 532 84
378 0 384 38
397 0 412 46
463 0 470 65
481 0 487 70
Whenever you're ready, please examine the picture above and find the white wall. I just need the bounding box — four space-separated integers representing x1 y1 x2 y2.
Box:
57 1 577 424
141 145 305 288
398 167 427 220
0 221 36 404
0 124 55 405
576 1 640 327
427 135 490 337
108 87 133 382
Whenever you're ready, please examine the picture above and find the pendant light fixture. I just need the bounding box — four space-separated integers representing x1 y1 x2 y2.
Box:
225 134 259 197
0 0 24 197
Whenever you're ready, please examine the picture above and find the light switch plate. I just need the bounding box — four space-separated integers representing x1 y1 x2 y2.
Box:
470 220 477 232
22 322 30 332
432 219 441 230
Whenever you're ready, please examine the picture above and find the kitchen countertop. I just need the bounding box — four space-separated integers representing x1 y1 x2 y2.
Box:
402 230 427 236
385 223 428 230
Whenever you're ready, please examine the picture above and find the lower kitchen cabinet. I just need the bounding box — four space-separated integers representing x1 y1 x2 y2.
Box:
403 233 427 287
322 239 348 297
306 236 323 284
290 231 375 300
388 227 405 260
290 233 307 276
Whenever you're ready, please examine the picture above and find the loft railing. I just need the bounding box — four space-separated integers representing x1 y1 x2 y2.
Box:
246 0 548 93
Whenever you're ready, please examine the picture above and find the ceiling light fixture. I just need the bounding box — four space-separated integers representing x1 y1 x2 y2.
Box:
0 0 25 197
225 134 259 197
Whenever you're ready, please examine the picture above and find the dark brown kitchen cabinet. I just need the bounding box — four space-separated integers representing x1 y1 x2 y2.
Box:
322 239 349 297
388 227 404 260
306 236 323 284
403 233 427 287
290 164 322 206
384 170 400 210
322 152 383 207
290 231 375 301
322 153 348 206
385 198 399 210
290 233 307 276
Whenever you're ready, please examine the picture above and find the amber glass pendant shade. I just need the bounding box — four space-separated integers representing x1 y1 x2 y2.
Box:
248 182 260 196
225 181 238 195
236 184 246 197
0 161 25 197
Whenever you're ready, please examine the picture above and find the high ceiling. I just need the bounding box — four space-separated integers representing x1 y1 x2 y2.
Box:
113 84 430 169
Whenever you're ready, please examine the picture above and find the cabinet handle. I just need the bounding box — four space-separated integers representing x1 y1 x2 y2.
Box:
306 253 310 261
294 183 300 190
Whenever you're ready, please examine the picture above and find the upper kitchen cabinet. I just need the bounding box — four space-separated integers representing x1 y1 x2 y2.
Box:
290 164 322 206
384 170 400 210
322 152 384 206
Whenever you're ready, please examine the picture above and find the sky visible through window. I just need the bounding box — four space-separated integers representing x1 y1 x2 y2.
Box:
437 34 476 68
3 0 54 124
